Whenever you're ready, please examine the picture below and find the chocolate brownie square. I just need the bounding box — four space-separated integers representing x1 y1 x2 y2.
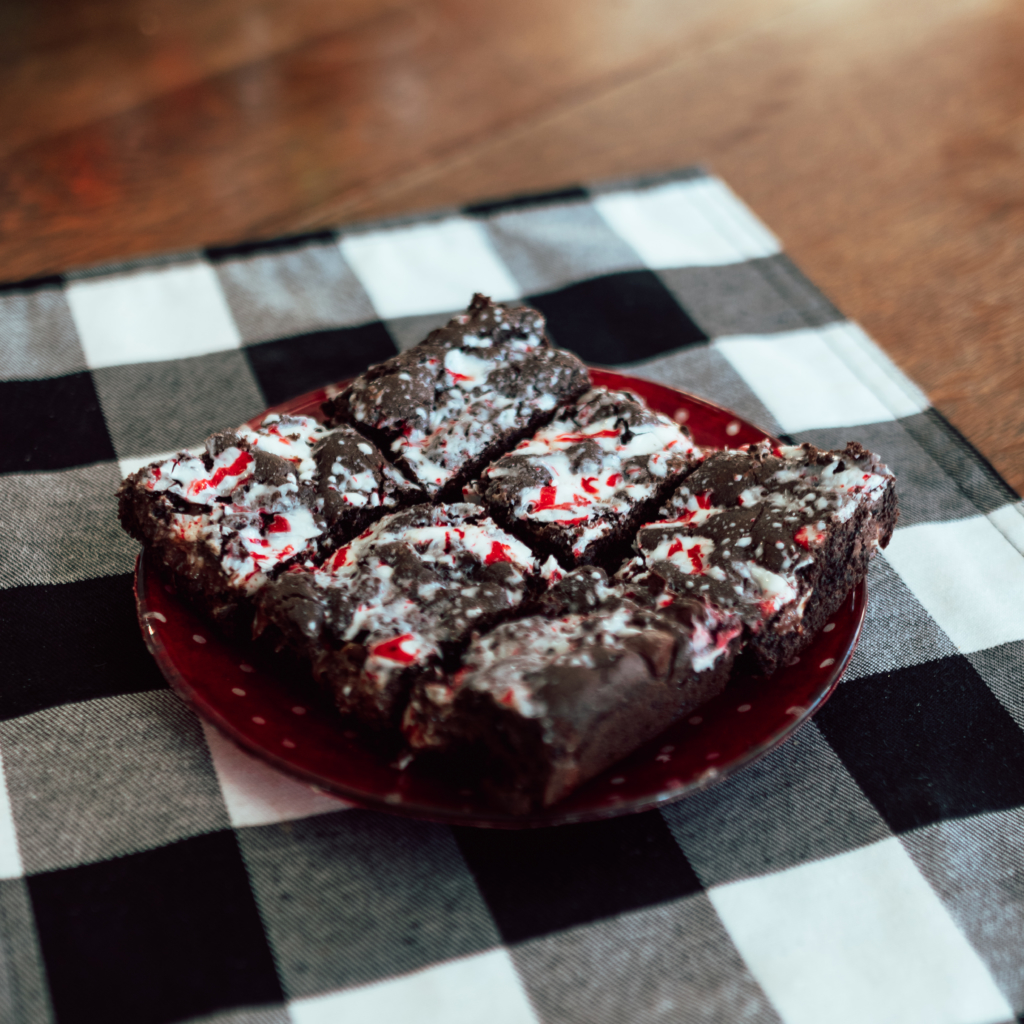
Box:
623 441 898 675
118 414 422 631
479 387 701 569
322 294 591 500
403 567 742 811
254 503 544 728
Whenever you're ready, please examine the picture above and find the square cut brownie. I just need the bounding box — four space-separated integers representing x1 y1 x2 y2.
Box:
479 387 701 569
254 503 545 728
323 293 591 500
403 567 743 811
621 441 898 675
118 413 422 630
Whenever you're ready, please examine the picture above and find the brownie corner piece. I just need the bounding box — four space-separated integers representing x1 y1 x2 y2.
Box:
629 439 898 675
322 294 591 499
254 502 544 729
117 413 422 632
403 567 742 811
480 386 701 570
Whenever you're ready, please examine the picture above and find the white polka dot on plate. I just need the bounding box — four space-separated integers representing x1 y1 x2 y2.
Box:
706 751 720 760
231 687 246 697
282 739 296 749
820 657 836 668
611 776 625 785
737 703 751 713
688 715 703 725
252 716 266 725
239 663 254 673
725 421 741 436
192 634 207 644
292 706 307 715
823 623 836 633
673 408 689 424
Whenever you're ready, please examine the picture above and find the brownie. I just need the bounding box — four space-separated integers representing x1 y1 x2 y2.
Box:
480 387 701 569
403 567 743 811
118 414 422 631
622 441 898 675
254 503 542 728
323 294 591 500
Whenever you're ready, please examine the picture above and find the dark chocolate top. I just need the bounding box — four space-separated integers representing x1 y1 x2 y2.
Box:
481 388 699 559
623 441 895 630
407 567 741 747
259 503 540 693
327 294 590 494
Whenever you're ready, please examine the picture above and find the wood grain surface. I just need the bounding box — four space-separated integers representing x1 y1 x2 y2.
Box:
2 0 1021 491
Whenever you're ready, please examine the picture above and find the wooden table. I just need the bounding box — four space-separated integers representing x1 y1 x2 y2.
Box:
3 0 1022 492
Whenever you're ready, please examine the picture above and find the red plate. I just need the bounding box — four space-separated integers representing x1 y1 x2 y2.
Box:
135 369 865 828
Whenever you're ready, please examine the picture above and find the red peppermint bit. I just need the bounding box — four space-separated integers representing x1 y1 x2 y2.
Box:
370 634 419 664
666 509 696 524
759 599 778 617
555 429 620 443
267 515 291 533
667 539 684 558
446 370 473 383
151 466 162 481
452 667 470 689
606 473 622 488
208 452 254 488
862 474 870 481
325 546 350 571
717 624 743 648
581 477 599 494
278 545 294 558
793 525 824 550
531 486 590 512
485 541 516 565
772 446 784 457
190 451 253 495
498 689 516 706
696 492 713 509
687 544 704 573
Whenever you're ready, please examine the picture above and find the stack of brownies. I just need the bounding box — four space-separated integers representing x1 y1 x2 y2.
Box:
119 295 898 810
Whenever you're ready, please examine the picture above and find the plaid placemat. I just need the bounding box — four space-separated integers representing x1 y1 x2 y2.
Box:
1 167 1023 1024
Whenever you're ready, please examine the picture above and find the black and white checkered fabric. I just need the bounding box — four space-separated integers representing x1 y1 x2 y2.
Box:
2 167 1023 1024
